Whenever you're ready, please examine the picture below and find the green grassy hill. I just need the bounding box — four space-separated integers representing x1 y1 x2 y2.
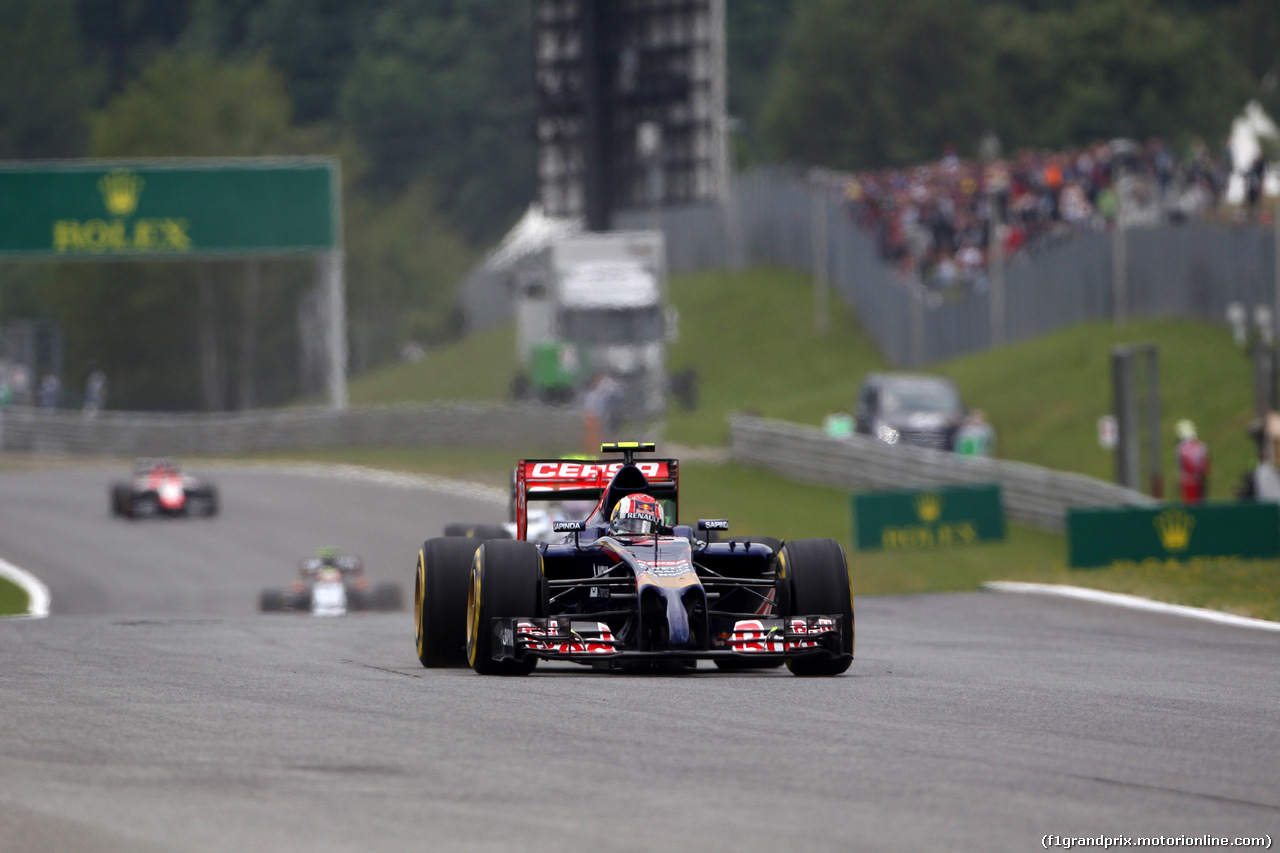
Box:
349 324 516 405
348 267 1257 498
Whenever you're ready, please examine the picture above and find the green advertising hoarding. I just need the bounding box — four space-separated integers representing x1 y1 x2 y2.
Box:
0 158 336 258
1067 502 1280 568
851 483 1005 551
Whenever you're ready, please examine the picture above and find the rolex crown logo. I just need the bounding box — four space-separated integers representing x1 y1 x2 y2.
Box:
1154 509 1194 552
98 170 143 217
914 492 942 523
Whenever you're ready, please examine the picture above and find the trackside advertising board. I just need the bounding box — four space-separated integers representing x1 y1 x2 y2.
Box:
0 158 336 258
1066 502 1280 568
851 483 1005 552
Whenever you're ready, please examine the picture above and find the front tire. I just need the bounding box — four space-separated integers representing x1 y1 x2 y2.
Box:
779 538 854 677
415 537 482 667
467 539 544 675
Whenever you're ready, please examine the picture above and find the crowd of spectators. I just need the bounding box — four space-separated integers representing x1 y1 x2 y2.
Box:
837 138 1234 291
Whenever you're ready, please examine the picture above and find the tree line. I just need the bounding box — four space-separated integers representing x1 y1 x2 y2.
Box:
0 0 1276 409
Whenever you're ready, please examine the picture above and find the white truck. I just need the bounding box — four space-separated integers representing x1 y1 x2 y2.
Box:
511 230 671 421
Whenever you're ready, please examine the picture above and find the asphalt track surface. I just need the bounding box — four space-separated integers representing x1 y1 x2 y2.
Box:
1 465 1276 852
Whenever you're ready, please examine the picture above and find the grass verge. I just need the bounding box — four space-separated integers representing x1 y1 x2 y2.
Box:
0 577 29 616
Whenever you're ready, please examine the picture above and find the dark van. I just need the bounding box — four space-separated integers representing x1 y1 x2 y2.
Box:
854 373 966 451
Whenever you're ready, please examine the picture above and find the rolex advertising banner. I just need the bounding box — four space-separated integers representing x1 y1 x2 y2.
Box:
1066 503 1280 568
0 158 336 258
851 483 1005 552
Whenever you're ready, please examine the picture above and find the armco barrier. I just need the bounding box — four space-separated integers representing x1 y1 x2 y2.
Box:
0 403 584 456
729 415 1154 533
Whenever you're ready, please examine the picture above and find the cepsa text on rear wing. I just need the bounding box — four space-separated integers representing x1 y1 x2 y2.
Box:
513 457 678 540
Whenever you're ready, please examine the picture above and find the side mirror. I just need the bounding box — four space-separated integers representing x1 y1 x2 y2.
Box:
553 519 586 547
697 519 729 544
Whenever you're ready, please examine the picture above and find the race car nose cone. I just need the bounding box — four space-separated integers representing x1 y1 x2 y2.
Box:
665 587 692 646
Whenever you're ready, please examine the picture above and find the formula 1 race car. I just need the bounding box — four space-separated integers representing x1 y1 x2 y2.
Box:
261 549 403 616
414 442 854 676
110 458 219 519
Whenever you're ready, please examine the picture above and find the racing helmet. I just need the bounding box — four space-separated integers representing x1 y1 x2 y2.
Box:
610 493 664 537
316 545 339 567
1175 419 1197 441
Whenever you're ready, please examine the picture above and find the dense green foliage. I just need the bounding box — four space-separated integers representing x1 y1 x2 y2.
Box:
4 0 1280 409
0 0 104 158
762 0 1269 169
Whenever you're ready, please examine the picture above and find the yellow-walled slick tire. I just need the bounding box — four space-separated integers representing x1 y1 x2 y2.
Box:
415 537 482 667
466 539 544 675
778 538 854 677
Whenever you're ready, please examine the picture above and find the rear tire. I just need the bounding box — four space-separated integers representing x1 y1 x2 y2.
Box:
779 538 854 677
467 539 544 675
443 522 510 540
128 493 158 519
371 582 403 611
187 488 218 517
259 588 285 612
415 537 481 667
110 483 128 516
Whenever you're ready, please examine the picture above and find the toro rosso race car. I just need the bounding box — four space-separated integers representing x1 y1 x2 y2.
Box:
260 548 403 616
110 458 219 519
414 442 854 676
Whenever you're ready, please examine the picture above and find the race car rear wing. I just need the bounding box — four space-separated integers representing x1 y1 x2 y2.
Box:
514 443 679 540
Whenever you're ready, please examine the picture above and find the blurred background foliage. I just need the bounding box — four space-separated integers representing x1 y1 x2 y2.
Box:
2 0 1280 408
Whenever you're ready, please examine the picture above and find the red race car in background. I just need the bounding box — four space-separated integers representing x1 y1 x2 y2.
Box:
110 457 219 519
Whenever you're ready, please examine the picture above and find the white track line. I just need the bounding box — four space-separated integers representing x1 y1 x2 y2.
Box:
0 556 50 619
984 581 1280 633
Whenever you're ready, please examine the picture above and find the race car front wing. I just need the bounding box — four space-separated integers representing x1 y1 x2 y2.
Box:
488 615 846 664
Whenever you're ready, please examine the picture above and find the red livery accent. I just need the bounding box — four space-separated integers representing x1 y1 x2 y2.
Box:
524 460 671 489
729 619 785 653
517 620 617 655
786 617 837 650
727 617 838 653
